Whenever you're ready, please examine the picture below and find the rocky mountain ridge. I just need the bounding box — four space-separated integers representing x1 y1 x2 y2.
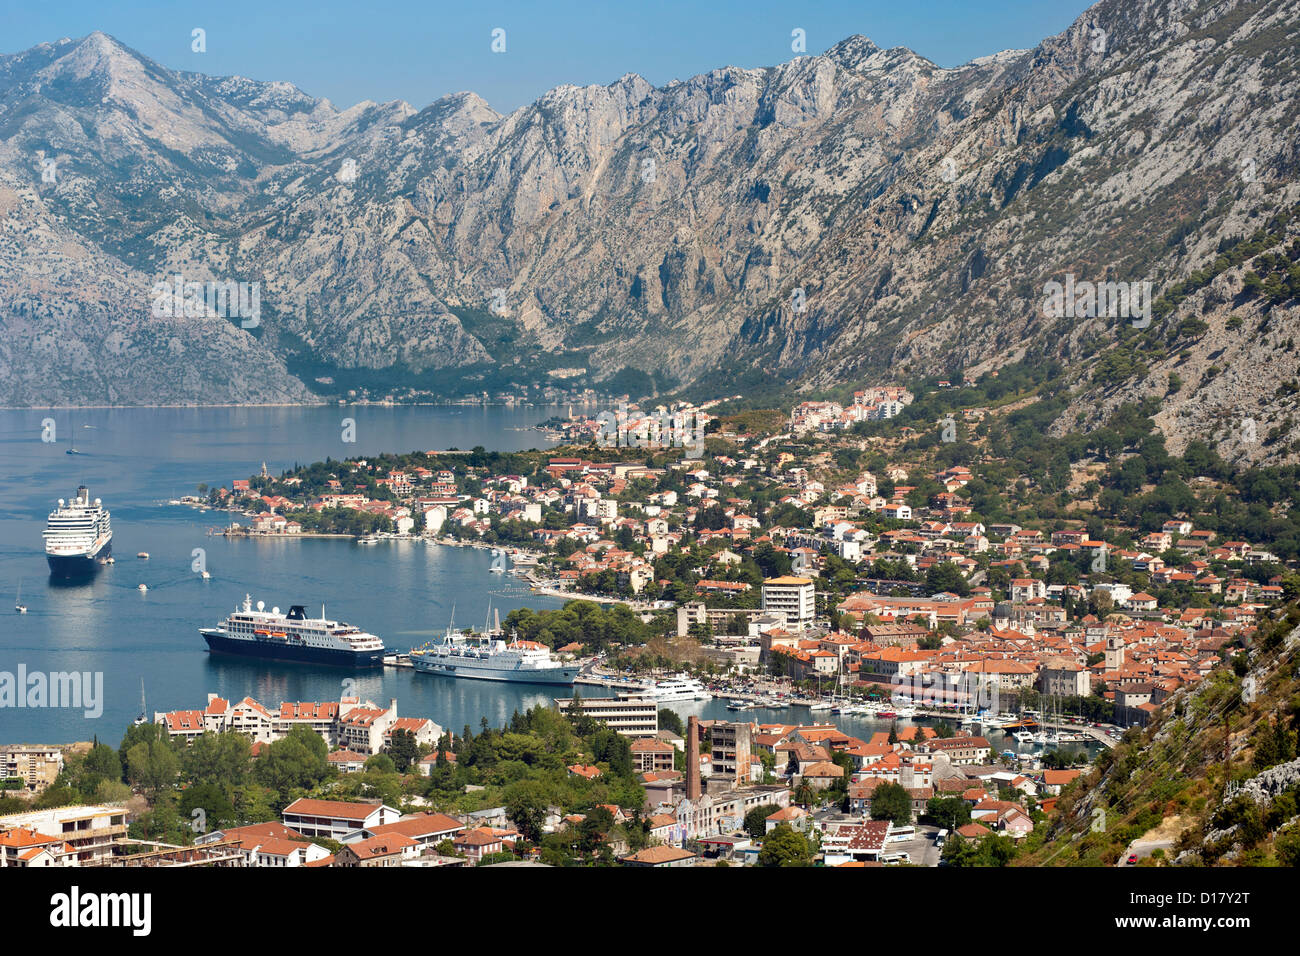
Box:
1 1 1296 463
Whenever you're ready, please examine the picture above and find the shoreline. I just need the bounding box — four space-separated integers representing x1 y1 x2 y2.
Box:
0 401 562 411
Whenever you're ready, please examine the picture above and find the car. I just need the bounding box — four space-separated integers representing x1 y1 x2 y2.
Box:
1127 854 1138 865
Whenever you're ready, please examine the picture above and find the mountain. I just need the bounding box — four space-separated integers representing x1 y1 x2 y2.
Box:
1 1 1297 451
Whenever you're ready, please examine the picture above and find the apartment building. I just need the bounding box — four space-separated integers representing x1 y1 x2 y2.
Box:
554 695 659 737
761 576 816 630
0 745 63 792
0 804 129 865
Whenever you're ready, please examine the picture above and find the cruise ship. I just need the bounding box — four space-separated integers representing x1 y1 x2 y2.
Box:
410 629 580 685
642 676 712 703
200 596 386 667
43 486 112 577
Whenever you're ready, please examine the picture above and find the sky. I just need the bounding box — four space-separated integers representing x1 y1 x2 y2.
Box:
1 0 1094 113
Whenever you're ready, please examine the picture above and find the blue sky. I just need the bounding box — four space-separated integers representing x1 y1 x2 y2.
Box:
2 0 1093 113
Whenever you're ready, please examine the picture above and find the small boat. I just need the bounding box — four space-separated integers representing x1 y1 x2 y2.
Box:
137 583 148 592
1013 730 1034 744
15 580 26 614
808 701 832 712
134 680 148 725
877 710 897 719
201 570 211 579
137 552 149 559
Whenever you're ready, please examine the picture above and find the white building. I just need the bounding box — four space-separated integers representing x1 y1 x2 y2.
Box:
761 576 816 630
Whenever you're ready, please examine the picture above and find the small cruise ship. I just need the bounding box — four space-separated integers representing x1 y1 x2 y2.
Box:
43 485 112 577
642 676 712 703
200 595 385 667
410 629 580 685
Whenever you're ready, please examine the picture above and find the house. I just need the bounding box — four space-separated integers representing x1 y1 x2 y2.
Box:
282 799 401 840
631 737 677 773
821 820 891 866
619 845 697 867
195 822 331 867
359 813 466 849
765 805 815 834
453 827 505 863
334 833 420 867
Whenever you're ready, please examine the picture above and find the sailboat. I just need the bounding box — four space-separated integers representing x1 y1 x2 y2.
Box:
14 580 27 614
133 680 148 725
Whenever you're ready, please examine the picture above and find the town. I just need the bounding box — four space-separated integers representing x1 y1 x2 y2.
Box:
5 377 1297 868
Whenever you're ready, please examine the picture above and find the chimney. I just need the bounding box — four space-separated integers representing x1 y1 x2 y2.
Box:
686 715 702 802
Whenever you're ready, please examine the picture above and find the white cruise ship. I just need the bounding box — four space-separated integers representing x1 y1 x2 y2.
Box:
410 629 580 685
44 485 112 577
642 676 712 703
200 596 385 667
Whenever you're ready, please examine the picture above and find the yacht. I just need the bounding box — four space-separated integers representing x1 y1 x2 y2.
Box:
643 676 711 703
1013 730 1035 744
410 627 579 684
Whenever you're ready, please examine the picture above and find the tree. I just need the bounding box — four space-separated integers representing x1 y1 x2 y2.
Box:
504 779 549 844
657 709 684 738
254 725 329 794
870 782 913 826
924 796 972 831
744 804 780 839
386 728 419 773
758 823 813 867
184 732 251 787
124 734 180 795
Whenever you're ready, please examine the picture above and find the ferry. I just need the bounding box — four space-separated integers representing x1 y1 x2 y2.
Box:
43 486 112 577
200 595 386 667
410 627 579 684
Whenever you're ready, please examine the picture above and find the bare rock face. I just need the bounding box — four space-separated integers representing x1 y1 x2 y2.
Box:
1 1 1298 436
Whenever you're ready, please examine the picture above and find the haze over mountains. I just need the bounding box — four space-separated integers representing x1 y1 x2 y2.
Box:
0 0 1296 459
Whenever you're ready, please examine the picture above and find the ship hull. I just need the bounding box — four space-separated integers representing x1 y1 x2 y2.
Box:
411 659 579 685
46 539 111 578
201 630 384 668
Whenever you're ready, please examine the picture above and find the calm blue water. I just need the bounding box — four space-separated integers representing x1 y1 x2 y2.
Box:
0 405 1097 758
0 405 584 743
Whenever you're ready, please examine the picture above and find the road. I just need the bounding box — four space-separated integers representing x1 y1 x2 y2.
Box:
1116 837 1175 866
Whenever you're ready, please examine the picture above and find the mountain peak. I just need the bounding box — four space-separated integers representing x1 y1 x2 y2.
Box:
823 34 882 69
